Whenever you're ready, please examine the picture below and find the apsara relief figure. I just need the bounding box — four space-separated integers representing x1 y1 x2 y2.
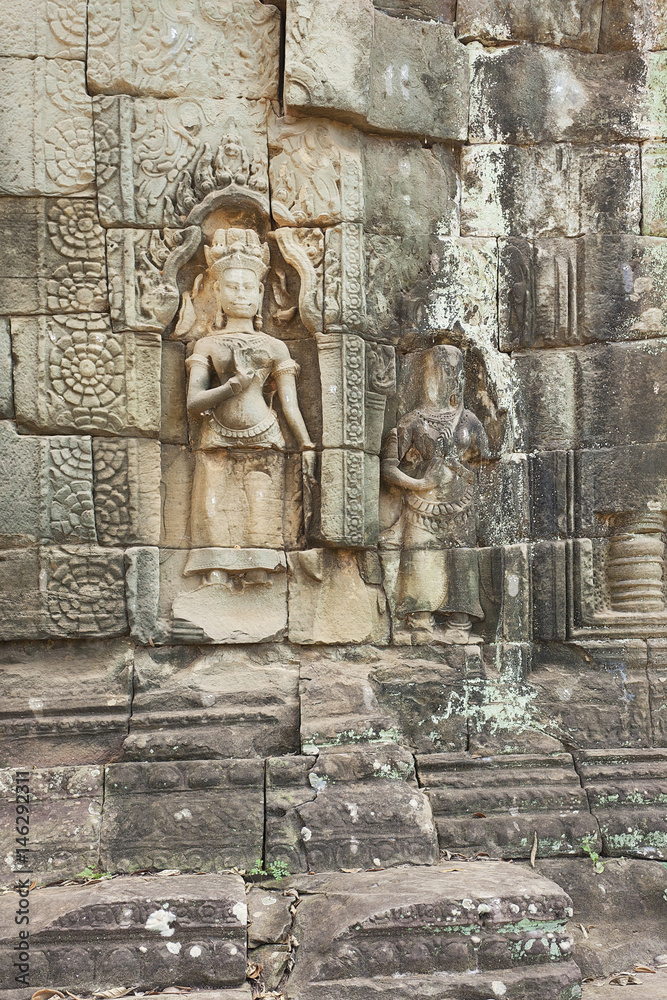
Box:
182 227 313 574
380 345 489 645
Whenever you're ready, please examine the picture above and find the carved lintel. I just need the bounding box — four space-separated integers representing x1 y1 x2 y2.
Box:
273 227 323 335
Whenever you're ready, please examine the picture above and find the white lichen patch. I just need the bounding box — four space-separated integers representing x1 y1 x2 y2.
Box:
145 907 177 937
232 901 248 925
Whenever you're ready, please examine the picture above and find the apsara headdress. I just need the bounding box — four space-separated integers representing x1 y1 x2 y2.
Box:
205 227 270 284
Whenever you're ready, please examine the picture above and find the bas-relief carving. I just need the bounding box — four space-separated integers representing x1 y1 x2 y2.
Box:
380 346 490 645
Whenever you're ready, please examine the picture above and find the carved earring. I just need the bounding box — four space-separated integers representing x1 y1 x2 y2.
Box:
254 283 264 330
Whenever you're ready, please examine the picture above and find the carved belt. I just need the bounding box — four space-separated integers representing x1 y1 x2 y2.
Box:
406 483 474 519
210 409 279 439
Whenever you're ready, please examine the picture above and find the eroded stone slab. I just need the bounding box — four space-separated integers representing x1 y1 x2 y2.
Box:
286 864 579 1000
418 752 599 859
458 0 603 51
101 759 264 873
600 0 667 51
0 197 107 315
299 646 469 753
93 438 161 545
0 639 132 768
0 874 247 991
0 58 94 196
0 765 103 887
124 645 299 760
87 0 280 100
247 888 293 947
470 47 667 144
461 144 641 237
0 322 12 419
642 142 667 236
375 0 455 19
265 746 439 873
577 748 667 858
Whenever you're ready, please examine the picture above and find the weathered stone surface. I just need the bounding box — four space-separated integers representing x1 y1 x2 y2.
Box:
0 197 107 315
0 321 12 419
576 444 667 535
499 236 667 350
0 0 86 59
476 457 530 546
375 0 455 19
0 639 132 767
0 423 94 547
316 450 379 549
0 546 128 641
0 765 102 886
125 546 160 644
12 315 161 438
265 746 439 873
513 340 667 451
87 0 280 100
418 752 599 859
462 144 641 237
470 46 667 144
368 15 469 141
286 864 579 1000
600 0 667 52
124 646 299 760
536 858 667 980
362 136 458 237
284 1 468 141
0 873 247 991
458 0 603 50
299 646 468 753
288 549 389 645
577 748 667 858
101 759 264 873
160 341 188 444
247 888 293 948
0 58 95 196
93 95 268 227
648 639 667 744
642 142 667 236
284 0 374 124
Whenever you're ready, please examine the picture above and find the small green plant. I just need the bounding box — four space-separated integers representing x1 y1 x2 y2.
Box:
248 858 291 882
75 866 111 880
581 835 606 873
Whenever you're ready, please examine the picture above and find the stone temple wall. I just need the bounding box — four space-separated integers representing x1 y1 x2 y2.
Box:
0 2 666 999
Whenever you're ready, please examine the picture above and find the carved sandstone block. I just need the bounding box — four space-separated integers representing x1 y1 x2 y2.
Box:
0 58 95 196
0 546 128 641
299 646 468 753
318 450 380 549
0 0 86 58
0 639 132 767
476 456 530 546
100 759 264 873
0 874 247 991
461 144 641 237
368 14 468 142
470 47 667 144
124 645 299 760
418 752 599 859
578 748 667 858
93 437 161 545
499 235 667 350
576 444 667 536
286 865 578 997
0 422 95 547
161 341 188 444
125 545 160 644
287 549 389 644
458 0 603 50
93 95 269 227
87 0 279 100
12 315 161 438
0 197 107 315
284 0 374 123
600 0 667 51
268 115 363 227
265 746 438 873
642 142 667 236
648 640 667 745
0 766 102 887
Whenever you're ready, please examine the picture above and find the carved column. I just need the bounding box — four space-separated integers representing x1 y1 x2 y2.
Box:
607 512 666 613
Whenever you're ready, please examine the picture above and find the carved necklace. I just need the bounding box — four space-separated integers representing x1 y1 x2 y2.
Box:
417 408 461 441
